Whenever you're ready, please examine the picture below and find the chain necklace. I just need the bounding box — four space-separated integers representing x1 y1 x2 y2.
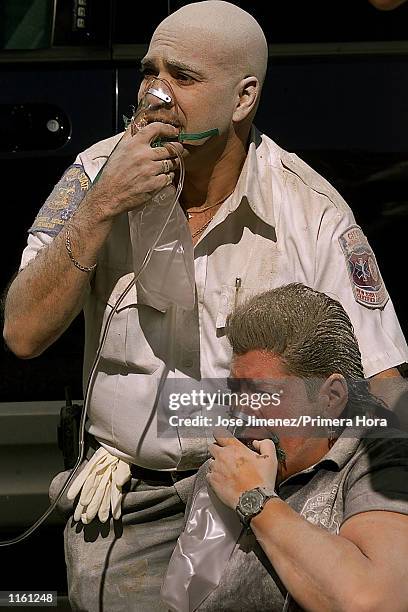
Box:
187 190 234 239
191 217 214 239
185 190 234 220
187 199 225 217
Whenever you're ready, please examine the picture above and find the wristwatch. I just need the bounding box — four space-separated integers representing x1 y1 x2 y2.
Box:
236 486 279 528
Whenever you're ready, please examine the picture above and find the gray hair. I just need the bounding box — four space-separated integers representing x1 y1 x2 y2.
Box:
226 283 364 379
225 283 387 421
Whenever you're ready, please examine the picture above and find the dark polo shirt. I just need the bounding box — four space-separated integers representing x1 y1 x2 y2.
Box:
189 428 408 611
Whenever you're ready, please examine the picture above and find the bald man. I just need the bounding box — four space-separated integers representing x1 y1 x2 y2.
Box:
3 1 408 610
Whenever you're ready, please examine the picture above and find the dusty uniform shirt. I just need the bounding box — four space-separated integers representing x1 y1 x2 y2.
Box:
185 431 408 612
22 127 408 468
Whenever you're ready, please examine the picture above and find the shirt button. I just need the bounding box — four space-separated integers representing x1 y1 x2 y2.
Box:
182 358 193 368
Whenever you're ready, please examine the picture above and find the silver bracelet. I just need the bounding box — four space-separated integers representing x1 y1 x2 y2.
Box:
65 228 97 273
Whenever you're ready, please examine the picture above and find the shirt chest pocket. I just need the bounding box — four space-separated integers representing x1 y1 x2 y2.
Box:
101 277 164 374
215 283 273 333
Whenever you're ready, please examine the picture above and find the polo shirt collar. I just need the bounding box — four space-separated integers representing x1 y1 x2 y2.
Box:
317 429 364 470
279 429 364 489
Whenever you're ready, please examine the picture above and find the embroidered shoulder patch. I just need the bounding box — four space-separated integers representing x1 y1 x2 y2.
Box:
339 225 388 309
29 164 90 237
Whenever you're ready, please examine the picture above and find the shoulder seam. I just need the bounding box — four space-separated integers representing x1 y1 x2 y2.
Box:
280 152 349 214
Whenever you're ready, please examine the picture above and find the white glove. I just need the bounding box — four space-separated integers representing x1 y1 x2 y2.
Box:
67 447 131 524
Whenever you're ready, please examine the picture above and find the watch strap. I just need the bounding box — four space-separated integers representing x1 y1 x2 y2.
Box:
258 486 279 499
236 486 279 528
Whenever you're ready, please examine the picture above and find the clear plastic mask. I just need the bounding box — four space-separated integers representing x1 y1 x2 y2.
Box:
127 76 219 144
131 77 180 134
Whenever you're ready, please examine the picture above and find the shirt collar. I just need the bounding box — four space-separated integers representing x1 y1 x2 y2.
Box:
226 125 279 228
91 132 123 159
319 425 408 470
90 127 279 228
317 428 364 470
279 429 365 489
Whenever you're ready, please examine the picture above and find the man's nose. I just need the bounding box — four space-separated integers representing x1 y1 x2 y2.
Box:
147 78 175 106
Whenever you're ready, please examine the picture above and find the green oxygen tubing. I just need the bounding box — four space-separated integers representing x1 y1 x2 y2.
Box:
152 128 219 146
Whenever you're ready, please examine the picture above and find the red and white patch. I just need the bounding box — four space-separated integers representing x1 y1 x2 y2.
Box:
339 226 388 309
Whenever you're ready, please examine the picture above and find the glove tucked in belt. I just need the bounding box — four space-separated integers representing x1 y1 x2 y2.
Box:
67 447 131 524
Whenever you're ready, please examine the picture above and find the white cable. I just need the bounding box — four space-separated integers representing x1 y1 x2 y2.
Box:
0 149 185 546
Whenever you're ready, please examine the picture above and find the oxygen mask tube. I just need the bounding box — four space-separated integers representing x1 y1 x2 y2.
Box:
0 80 220 546
128 76 218 312
0 146 186 548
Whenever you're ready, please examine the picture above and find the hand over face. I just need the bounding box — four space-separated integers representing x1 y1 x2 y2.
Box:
94 122 185 218
206 432 278 510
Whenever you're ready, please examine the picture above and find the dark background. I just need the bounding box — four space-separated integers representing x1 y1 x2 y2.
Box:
1 0 408 606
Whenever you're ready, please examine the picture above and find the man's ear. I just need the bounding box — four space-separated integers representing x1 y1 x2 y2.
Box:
318 374 349 418
232 76 259 123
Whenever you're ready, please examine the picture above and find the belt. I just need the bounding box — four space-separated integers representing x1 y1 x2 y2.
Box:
85 433 197 485
130 464 197 485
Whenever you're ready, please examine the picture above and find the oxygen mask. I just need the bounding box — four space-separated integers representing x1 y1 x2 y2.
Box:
128 77 219 145
130 77 181 135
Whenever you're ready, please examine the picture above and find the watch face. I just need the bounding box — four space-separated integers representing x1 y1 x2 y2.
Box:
240 491 263 515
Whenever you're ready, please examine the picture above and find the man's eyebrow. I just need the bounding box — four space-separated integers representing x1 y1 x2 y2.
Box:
249 379 285 392
165 59 204 76
141 56 204 77
140 57 156 69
